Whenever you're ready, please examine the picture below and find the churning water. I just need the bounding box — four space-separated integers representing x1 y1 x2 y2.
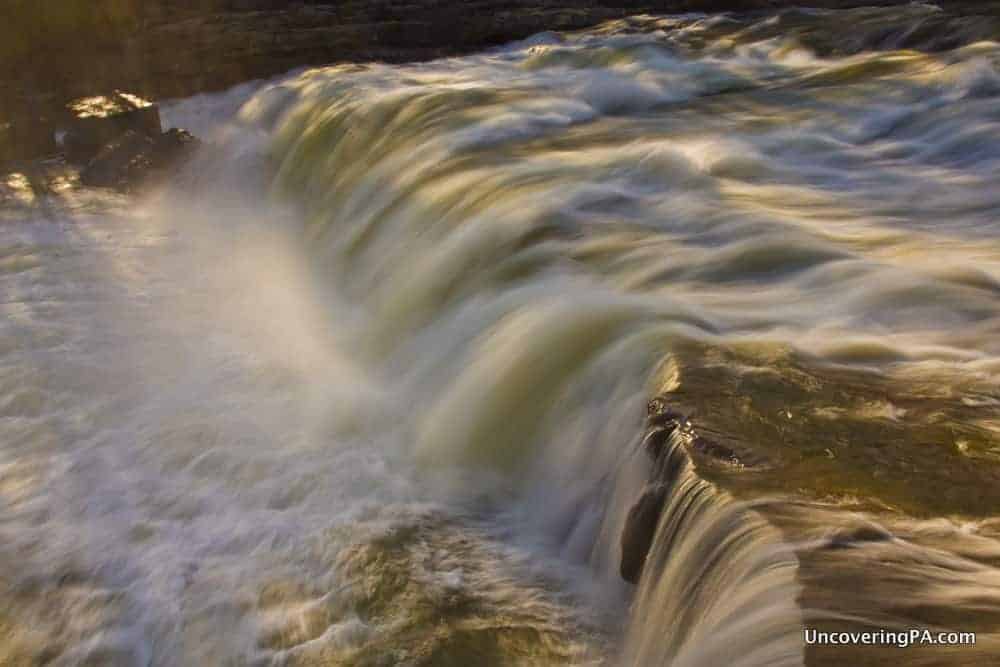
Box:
4 3 1000 665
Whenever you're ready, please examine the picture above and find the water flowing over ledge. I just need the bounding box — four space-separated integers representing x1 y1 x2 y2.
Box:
4 4 1000 665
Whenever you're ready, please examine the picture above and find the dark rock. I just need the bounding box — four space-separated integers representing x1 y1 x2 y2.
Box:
63 93 162 164
80 127 200 192
620 483 669 584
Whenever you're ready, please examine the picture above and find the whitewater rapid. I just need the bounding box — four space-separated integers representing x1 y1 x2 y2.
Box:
3 3 1000 665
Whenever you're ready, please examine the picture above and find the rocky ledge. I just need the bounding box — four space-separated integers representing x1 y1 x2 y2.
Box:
2 93 200 197
618 396 896 585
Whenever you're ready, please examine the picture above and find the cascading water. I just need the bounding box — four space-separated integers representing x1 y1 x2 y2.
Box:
4 3 1000 665
624 437 801 667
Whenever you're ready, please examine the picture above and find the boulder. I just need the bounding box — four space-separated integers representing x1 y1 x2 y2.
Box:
62 93 162 164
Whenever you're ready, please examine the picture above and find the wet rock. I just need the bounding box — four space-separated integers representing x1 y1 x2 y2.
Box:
80 127 200 192
63 93 162 164
620 483 668 584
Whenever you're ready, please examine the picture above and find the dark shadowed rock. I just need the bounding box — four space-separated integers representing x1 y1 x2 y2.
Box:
620 483 669 584
63 93 162 164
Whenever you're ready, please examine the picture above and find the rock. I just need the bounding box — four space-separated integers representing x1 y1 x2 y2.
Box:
62 93 162 164
620 483 668 584
80 127 200 191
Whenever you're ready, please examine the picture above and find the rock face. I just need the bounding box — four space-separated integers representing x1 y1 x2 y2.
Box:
23 92 203 192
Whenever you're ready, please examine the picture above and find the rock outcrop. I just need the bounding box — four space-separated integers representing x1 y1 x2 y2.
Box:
33 93 203 192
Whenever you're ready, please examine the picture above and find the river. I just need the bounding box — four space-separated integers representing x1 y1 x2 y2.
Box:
2 4 1000 665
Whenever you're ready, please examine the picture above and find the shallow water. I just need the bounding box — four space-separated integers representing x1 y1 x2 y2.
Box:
3 3 1000 665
